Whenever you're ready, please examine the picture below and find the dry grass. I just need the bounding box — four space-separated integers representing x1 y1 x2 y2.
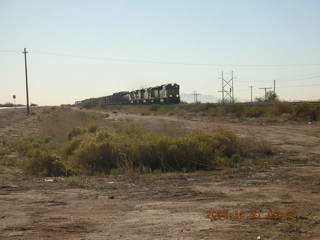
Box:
37 108 106 143
13 107 276 177
82 101 320 122
15 124 274 177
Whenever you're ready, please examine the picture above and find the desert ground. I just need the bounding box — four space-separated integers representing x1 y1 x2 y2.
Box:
0 107 319 240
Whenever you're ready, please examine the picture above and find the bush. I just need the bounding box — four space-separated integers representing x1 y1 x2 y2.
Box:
188 103 216 112
245 107 266 118
291 103 320 121
23 149 65 177
269 100 293 116
0 103 14 107
68 127 86 140
66 141 115 175
63 126 272 175
18 139 65 177
16 125 273 176
220 104 251 118
88 125 99 133
232 104 248 118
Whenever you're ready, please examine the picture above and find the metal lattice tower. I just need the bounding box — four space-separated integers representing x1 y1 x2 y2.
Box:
219 71 234 104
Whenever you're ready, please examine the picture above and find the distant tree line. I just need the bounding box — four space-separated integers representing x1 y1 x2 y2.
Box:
0 103 38 107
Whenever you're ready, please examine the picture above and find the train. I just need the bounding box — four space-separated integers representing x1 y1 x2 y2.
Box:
75 83 180 106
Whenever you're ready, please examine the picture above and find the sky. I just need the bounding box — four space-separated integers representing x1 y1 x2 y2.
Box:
1 0 320 105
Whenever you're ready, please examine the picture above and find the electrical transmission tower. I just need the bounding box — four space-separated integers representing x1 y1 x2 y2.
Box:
218 71 235 104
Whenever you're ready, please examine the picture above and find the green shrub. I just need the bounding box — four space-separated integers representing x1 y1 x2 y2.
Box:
188 103 216 112
88 125 99 133
233 104 248 118
63 126 270 175
66 141 115 175
65 138 82 156
16 125 273 177
17 139 65 177
291 103 320 121
23 149 65 177
245 107 266 118
137 131 237 171
68 127 86 140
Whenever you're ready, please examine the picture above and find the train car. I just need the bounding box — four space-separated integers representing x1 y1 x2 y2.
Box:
129 83 180 104
76 83 180 106
106 91 130 104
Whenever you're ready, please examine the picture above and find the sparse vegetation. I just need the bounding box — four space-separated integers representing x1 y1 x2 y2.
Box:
269 100 293 116
15 123 273 177
80 101 320 122
17 138 65 177
8 102 319 178
290 102 320 121
37 107 106 142
0 106 318 239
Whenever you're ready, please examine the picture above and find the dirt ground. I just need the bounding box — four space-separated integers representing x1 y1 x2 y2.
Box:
0 107 319 240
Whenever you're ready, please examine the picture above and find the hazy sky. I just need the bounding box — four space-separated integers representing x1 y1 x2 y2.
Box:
1 0 320 105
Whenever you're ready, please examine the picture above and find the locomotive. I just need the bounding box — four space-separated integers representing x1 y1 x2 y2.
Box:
76 83 180 105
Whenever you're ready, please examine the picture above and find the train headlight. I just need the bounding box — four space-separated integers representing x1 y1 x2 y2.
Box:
176 94 179 97
169 94 173 97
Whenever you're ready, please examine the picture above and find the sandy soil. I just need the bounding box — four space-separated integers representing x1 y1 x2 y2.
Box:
0 108 319 240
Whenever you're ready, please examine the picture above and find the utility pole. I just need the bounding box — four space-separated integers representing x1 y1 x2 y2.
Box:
219 71 235 104
193 91 200 104
259 87 272 102
221 72 224 104
249 86 254 103
23 48 30 114
231 71 234 103
273 80 276 96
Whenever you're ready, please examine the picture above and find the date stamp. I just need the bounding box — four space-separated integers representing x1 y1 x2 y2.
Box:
205 209 297 221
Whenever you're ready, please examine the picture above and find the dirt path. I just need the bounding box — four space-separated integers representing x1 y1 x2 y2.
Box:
0 108 319 240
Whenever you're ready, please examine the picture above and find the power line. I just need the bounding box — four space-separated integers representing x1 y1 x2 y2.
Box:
277 83 320 88
1 49 320 67
0 50 20 53
237 82 320 92
21 50 320 68
237 74 320 84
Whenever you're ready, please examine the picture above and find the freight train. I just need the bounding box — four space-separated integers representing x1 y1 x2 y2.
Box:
76 83 180 106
